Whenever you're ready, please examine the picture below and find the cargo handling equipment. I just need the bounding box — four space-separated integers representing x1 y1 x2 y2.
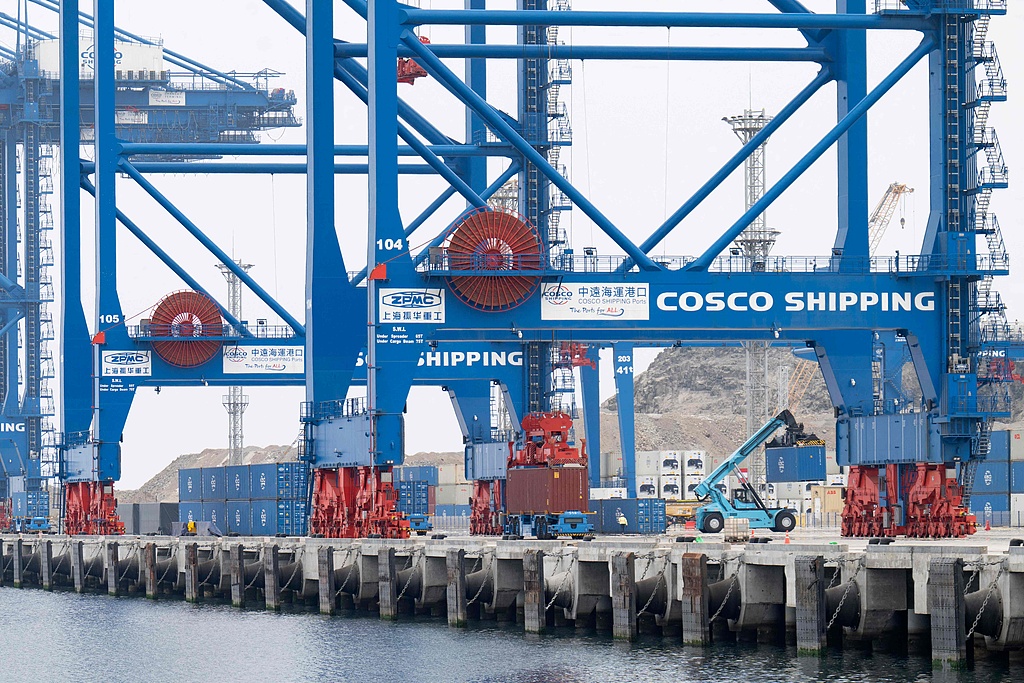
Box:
694 410 821 534
502 412 594 540
33 1 1019 543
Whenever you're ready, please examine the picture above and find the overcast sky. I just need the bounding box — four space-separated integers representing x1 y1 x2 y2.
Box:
5 0 1022 489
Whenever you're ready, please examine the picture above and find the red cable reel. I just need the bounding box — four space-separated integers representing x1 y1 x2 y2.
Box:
149 290 224 368
442 207 545 312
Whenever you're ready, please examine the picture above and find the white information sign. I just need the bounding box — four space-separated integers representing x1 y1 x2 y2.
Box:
222 346 304 374
101 350 152 377
540 283 650 321
116 110 148 124
378 288 446 324
148 90 186 106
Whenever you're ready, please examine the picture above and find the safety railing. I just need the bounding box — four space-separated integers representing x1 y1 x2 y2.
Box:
128 323 298 339
980 320 1024 344
948 394 1012 415
301 397 369 423
60 430 92 448
429 513 471 534
417 248 1011 276
875 0 1007 13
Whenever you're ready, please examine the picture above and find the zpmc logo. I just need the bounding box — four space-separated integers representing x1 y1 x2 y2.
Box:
382 291 441 308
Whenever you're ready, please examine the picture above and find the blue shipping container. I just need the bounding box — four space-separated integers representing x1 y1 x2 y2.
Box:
974 461 1010 494
971 493 1010 518
248 462 311 500
594 498 666 535
1012 462 1024 493
249 464 282 499
202 467 227 500
225 465 251 499
251 500 277 535
434 504 471 517
11 492 26 517
178 468 203 502
178 502 203 524
398 466 439 487
990 430 1010 461
765 445 827 483
226 501 252 535
248 499 307 536
203 502 227 530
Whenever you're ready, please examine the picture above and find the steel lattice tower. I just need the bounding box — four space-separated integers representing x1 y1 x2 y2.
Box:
726 109 777 495
218 261 253 466
725 109 779 268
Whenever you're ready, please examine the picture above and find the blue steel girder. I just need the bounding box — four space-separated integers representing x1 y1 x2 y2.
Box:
612 343 637 498
307 2 1009 478
54 1 1010 493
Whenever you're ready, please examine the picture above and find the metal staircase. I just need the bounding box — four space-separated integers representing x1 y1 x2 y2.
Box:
542 1 573 256
961 420 992 508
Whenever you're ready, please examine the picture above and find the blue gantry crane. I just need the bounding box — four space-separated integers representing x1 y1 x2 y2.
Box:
0 0 301 532
49 0 1012 540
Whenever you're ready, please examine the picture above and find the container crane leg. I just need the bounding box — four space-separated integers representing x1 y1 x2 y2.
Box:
310 466 408 539
64 481 125 535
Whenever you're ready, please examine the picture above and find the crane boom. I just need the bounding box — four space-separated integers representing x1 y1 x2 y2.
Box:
694 410 798 499
867 182 914 255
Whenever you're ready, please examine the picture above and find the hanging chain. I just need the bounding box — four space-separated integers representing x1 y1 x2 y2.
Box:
709 573 738 624
825 554 844 590
963 569 978 597
335 547 356 597
963 558 1005 599
50 541 71 574
827 557 864 631
244 548 265 591
466 552 495 607
637 552 655 582
283 554 303 591
545 554 577 611
966 564 1005 640
395 548 424 603
117 544 139 581
198 548 219 587
156 546 178 585
636 560 667 618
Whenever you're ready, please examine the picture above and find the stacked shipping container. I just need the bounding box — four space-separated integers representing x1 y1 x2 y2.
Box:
116 503 179 535
971 430 1015 524
179 463 310 535
395 464 471 517
589 498 667 535
397 480 430 515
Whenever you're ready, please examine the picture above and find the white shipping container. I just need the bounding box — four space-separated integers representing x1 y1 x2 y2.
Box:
682 451 707 471
602 451 623 479
436 464 465 486
1011 494 1024 519
1012 431 1024 461
636 475 659 498
436 483 472 506
826 451 841 475
659 452 681 474
33 36 165 77
591 488 627 500
827 474 847 487
635 451 662 477
660 475 683 500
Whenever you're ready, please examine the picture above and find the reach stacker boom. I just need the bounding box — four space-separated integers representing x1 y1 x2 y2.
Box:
694 410 823 534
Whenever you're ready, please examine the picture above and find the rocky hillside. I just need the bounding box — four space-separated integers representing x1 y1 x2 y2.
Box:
596 345 1024 460
117 446 463 504
122 344 1024 499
